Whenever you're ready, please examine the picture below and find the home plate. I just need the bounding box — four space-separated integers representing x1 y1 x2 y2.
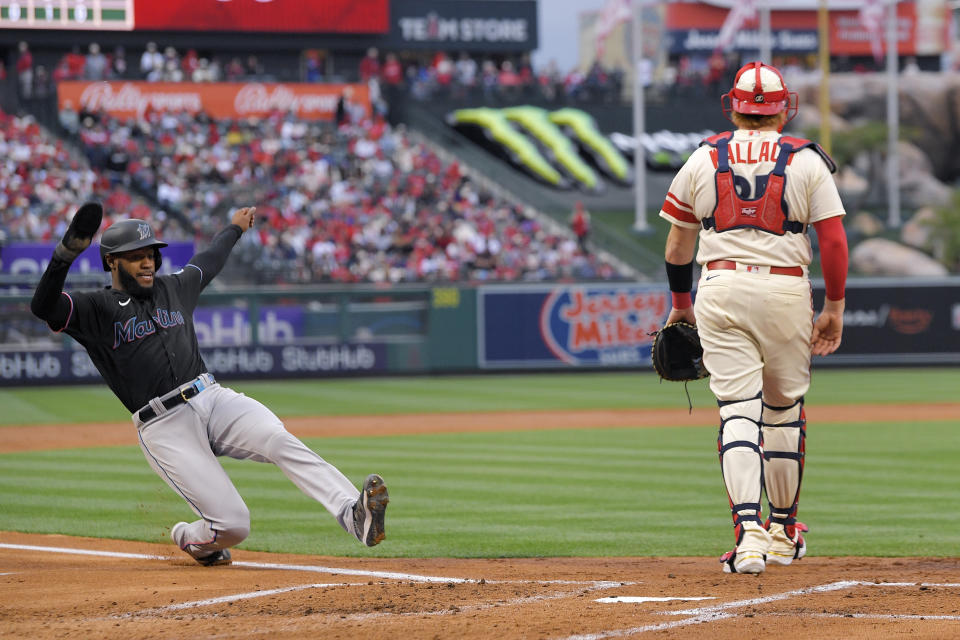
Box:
596 596 716 604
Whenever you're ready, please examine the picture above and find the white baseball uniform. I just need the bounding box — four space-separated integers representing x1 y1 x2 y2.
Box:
659 128 845 559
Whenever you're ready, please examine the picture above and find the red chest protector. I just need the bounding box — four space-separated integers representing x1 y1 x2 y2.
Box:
700 132 836 236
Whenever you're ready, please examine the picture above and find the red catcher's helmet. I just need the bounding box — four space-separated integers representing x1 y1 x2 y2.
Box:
721 61 798 125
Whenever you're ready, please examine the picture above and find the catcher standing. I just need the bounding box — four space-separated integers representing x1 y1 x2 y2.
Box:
30 204 388 566
658 62 847 574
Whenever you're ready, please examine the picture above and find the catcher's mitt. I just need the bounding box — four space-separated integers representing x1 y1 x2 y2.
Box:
650 321 709 382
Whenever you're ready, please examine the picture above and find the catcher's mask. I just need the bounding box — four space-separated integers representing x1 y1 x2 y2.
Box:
99 219 167 271
720 61 798 127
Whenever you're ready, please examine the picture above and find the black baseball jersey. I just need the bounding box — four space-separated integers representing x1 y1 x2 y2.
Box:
31 225 243 413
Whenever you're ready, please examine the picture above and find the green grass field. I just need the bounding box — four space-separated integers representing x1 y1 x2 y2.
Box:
1 368 958 558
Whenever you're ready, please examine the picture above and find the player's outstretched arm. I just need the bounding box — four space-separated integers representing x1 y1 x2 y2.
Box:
188 207 257 289
31 203 103 326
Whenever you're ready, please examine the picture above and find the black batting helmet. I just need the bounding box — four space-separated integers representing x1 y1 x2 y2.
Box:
99 219 168 271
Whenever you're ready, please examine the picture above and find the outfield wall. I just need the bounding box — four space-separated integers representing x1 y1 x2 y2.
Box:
1 278 958 385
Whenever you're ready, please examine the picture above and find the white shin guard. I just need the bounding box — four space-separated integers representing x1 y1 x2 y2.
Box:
761 400 806 524
718 395 764 524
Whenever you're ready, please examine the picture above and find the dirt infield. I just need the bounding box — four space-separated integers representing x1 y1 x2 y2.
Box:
2 404 960 639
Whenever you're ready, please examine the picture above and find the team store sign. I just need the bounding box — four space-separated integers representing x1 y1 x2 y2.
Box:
57 81 370 121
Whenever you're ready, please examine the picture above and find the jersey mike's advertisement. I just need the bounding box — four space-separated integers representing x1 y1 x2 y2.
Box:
479 284 669 369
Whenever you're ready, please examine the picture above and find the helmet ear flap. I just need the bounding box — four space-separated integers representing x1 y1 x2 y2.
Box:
720 93 734 123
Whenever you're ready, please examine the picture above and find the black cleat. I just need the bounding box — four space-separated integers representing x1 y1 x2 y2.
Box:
353 474 389 547
195 549 232 567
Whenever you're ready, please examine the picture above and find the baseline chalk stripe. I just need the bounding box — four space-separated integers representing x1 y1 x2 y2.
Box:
807 613 960 621
114 583 360 618
596 596 715 604
0 542 624 587
0 543 165 561
236 560 472 583
0 543 466 583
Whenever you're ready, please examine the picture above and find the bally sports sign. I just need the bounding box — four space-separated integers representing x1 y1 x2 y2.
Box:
479 284 669 368
57 81 370 121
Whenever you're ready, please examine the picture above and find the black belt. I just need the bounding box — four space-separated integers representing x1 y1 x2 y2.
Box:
137 374 215 423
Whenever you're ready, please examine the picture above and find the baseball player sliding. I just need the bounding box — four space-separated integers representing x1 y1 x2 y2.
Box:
658 62 847 574
31 205 388 566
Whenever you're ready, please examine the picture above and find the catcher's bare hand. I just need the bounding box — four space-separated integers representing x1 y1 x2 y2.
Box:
665 306 696 327
231 207 256 232
811 299 844 356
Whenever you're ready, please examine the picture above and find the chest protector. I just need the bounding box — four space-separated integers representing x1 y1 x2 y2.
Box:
701 132 836 236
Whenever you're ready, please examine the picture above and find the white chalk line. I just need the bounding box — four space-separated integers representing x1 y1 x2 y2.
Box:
754 612 960 622
0 542 628 588
112 582 362 618
597 596 715 604
559 580 960 640
0 542 466 584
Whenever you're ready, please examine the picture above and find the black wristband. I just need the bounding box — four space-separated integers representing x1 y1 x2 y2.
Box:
665 260 694 293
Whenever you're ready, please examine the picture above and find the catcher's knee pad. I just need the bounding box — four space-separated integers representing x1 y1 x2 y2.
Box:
761 398 806 524
717 393 763 523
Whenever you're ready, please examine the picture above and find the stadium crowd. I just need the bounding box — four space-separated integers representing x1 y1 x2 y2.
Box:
4 40 634 285
0 109 159 249
69 106 624 284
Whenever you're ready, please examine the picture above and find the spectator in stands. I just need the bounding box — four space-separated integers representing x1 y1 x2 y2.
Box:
382 53 403 86
16 41 33 99
52 55 72 83
66 45 86 79
480 59 498 99
245 55 263 78
517 54 535 89
162 46 180 76
192 58 214 83
181 49 199 79
335 87 354 127
110 45 128 78
706 50 728 97
455 52 478 93
85 43 108 80
140 42 163 80
304 50 323 82
32 65 51 99
570 200 591 254
162 58 184 82
59 100 80 136
359 47 380 82
224 57 245 81
433 52 454 92
498 60 522 100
